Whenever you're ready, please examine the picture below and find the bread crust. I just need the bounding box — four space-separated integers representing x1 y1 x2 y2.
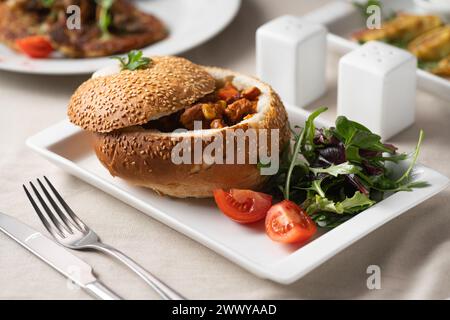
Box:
68 56 216 133
92 67 290 198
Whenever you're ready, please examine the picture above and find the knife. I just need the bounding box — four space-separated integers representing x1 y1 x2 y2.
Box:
0 212 122 300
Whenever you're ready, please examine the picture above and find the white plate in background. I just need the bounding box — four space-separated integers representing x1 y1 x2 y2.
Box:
26 106 449 284
0 0 241 75
302 0 450 101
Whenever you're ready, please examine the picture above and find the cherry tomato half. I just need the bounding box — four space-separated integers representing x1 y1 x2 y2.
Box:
265 200 317 244
213 189 272 224
16 36 53 58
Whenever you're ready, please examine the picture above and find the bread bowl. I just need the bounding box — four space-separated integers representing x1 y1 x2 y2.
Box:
68 55 290 198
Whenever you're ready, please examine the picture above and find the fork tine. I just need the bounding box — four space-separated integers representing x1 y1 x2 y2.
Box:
43 176 86 231
23 184 63 238
37 178 75 233
29 181 68 236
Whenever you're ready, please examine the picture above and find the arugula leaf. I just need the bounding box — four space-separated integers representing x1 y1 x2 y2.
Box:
295 179 326 198
306 195 345 214
112 50 152 71
369 153 408 163
340 191 376 213
369 174 429 192
306 191 375 215
284 107 327 199
310 179 325 197
311 162 361 177
311 212 354 228
396 130 424 184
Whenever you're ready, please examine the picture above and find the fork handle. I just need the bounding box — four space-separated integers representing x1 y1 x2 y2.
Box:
89 242 185 300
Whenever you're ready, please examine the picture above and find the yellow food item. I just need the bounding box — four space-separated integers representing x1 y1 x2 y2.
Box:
432 55 450 77
353 14 442 43
408 25 450 61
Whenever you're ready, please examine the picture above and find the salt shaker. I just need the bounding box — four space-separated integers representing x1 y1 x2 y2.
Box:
256 15 327 108
337 41 417 140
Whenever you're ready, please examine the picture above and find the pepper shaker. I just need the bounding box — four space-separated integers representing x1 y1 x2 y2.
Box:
337 41 417 140
256 15 327 108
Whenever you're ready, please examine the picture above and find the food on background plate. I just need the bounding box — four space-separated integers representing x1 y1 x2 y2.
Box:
352 11 450 78
432 54 450 76
352 14 442 45
407 25 450 61
213 108 428 244
67 51 290 198
0 0 167 58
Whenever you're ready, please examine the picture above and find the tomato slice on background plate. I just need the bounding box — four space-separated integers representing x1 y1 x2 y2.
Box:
213 189 272 224
265 200 317 244
15 36 53 58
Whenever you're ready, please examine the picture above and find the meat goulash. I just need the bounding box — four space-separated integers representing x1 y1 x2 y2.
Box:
144 82 262 132
67 55 290 198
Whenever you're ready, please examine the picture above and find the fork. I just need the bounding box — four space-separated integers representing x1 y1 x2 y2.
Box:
23 176 184 300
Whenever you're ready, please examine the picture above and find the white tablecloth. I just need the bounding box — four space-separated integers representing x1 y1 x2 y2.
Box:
1 0 449 299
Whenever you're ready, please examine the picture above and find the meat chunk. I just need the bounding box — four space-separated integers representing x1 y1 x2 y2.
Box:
179 104 205 130
224 99 256 124
241 86 261 101
217 81 240 103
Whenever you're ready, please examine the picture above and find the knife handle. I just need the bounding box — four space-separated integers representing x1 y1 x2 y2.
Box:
85 281 122 300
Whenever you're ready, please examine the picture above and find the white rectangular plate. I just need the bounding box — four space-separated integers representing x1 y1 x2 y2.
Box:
302 0 450 101
26 106 449 284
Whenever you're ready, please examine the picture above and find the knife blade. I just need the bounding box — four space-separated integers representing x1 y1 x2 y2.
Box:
0 212 121 300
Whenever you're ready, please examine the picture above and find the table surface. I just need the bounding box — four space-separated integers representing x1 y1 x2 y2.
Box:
1 0 449 300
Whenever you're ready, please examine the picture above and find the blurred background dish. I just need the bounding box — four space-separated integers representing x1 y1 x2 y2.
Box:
0 0 241 75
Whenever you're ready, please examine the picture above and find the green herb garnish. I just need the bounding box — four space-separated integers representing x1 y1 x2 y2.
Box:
265 108 428 228
41 0 55 8
284 107 327 200
112 50 152 71
96 0 115 39
418 60 439 72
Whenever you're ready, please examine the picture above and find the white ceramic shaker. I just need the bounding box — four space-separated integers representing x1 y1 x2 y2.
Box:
337 41 417 140
256 15 327 108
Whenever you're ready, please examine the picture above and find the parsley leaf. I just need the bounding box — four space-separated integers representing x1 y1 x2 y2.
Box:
112 50 152 71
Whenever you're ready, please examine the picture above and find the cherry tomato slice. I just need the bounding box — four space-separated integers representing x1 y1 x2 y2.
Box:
213 189 272 224
265 200 317 244
16 36 53 58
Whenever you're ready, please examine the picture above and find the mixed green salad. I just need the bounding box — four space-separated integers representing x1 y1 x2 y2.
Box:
263 107 427 228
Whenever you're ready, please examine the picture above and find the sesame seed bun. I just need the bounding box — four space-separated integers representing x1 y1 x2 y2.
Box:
67 56 216 133
69 59 290 198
